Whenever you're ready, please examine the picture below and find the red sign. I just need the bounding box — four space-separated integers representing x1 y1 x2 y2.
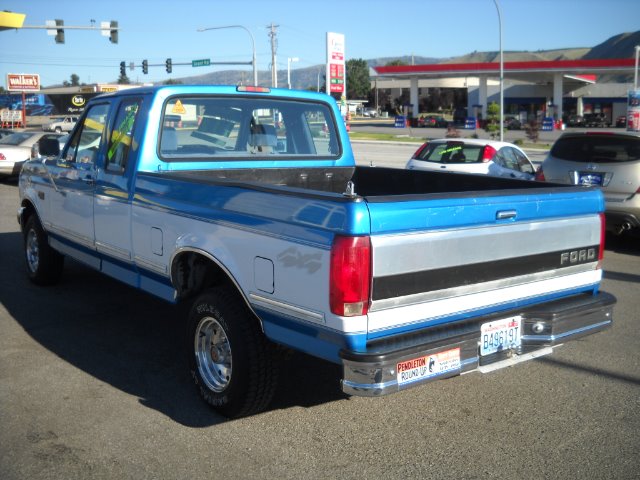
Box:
7 73 41 92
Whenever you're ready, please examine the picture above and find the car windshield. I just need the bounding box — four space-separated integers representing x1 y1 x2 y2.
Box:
551 135 640 163
415 142 484 163
0 132 34 146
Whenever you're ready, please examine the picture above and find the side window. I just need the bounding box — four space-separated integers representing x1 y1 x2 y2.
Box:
65 103 109 167
513 149 535 174
493 149 506 168
498 147 520 171
106 98 141 173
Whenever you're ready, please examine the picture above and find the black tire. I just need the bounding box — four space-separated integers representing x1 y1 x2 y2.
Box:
187 287 278 418
23 215 64 285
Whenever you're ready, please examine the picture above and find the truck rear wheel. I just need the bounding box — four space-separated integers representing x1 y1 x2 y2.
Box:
23 215 64 285
187 287 278 418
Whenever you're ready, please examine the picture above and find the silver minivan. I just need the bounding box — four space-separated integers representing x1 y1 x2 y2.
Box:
536 131 640 234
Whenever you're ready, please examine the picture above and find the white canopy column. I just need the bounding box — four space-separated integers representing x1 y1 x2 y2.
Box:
553 73 564 122
478 76 488 119
410 77 419 118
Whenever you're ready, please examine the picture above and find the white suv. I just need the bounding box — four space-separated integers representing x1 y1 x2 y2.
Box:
42 116 78 133
536 131 640 235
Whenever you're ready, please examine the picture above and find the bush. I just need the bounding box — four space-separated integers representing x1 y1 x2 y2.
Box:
524 120 540 143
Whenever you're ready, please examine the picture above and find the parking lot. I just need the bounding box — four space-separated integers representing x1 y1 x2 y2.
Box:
1 160 639 479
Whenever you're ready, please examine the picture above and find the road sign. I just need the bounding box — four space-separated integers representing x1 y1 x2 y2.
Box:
192 59 211 68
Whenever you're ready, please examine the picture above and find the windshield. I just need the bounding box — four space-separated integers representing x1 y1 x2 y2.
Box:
414 141 484 163
159 95 340 161
551 135 640 163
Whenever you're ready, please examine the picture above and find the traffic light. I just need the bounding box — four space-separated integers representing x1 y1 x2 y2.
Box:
142 59 148 75
165 58 172 74
120 61 126 77
109 20 118 44
55 19 64 44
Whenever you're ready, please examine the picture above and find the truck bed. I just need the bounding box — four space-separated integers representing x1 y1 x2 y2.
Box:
159 165 564 199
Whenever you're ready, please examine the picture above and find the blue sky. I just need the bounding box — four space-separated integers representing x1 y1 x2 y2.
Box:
2 0 639 87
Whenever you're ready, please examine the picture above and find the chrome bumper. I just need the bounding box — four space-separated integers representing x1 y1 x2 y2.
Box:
340 291 616 397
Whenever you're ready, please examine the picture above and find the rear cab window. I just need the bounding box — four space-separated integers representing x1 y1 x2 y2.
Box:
158 95 341 161
551 135 640 163
415 142 483 163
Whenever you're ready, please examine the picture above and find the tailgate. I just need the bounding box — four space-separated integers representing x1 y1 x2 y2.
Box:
364 187 604 339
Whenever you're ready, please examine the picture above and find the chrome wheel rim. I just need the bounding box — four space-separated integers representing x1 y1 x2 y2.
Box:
195 316 232 392
26 228 40 273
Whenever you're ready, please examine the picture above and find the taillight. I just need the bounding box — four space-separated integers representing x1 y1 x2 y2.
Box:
0 153 6 161
482 145 497 162
598 212 605 268
330 235 371 317
412 142 428 159
535 167 546 182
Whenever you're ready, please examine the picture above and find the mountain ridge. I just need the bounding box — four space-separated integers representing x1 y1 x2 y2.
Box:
159 30 640 88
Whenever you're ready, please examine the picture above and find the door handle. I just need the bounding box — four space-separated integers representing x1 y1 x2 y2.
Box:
496 210 517 220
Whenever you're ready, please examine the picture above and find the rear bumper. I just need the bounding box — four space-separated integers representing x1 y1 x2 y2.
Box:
340 291 615 396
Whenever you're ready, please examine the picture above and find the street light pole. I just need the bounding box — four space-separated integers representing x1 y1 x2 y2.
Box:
197 24 258 86
493 0 504 142
287 57 299 89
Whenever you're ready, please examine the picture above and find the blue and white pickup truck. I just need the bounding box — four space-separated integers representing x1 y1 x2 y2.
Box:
18 85 615 418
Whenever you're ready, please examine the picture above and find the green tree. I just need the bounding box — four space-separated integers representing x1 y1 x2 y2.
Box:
385 59 408 66
485 101 500 137
70 74 80 86
346 58 370 100
117 73 130 85
163 79 183 85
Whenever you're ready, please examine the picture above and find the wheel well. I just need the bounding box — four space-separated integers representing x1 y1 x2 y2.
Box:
171 251 237 302
19 200 38 232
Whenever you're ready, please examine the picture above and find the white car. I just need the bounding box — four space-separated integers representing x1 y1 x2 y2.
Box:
0 131 62 178
406 138 537 180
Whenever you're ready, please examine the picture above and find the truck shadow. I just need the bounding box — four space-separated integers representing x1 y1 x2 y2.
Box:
0 231 346 427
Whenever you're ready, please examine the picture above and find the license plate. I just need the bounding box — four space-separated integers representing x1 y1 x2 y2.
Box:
579 173 602 186
396 348 461 386
480 316 522 356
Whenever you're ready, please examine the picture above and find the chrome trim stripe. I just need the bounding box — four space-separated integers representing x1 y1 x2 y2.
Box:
45 223 95 249
249 293 325 325
133 255 168 275
249 293 367 334
521 320 612 343
96 241 132 261
370 263 597 312
367 269 602 334
371 215 601 277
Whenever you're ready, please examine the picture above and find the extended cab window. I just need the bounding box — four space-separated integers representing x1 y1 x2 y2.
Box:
65 103 109 166
159 96 340 161
106 98 141 173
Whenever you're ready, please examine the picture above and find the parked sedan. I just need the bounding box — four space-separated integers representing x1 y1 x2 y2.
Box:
583 113 609 128
406 138 537 180
564 114 585 127
536 131 640 234
0 131 62 178
418 115 448 128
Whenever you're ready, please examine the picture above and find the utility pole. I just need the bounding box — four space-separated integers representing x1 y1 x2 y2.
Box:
268 23 279 88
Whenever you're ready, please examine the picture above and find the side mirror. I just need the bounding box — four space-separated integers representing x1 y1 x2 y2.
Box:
37 137 61 158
